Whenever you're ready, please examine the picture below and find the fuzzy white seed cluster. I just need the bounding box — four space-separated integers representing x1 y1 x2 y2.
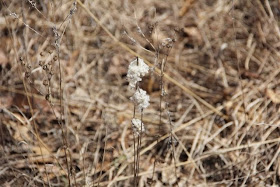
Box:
130 88 150 111
128 57 150 135
131 118 145 135
127 58 149 88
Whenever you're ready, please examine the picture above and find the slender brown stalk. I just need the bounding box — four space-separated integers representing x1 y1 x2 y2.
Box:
133 80 137 186
98 126 108 187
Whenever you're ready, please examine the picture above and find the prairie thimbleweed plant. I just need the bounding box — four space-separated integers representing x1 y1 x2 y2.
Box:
127 57 150 186
127 57 150 130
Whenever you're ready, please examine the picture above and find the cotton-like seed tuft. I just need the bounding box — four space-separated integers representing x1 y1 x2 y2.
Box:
127 58 149 88
130 88 150 111
131 118 145 135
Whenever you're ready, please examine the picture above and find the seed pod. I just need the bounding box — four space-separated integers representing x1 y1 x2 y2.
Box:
48 73 52 80
49 69 54 76
148 24 154 34
39 61 43 66
166 43 172 48
43 79 49 86
45 94 50 101
147 178 155 185
25 71 30 78
19 57 23 61
53 55 58 61
43 65 48 70
27 64 32 69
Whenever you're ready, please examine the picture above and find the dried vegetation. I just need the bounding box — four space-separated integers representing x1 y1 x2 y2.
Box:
1 0 280 186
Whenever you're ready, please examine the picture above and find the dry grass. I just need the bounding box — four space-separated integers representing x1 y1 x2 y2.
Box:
1 0 280 186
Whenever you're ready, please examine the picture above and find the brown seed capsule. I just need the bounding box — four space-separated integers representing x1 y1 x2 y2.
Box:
43 65 48 70
21 61 26 66
147 178 155 185
45 94 50 101
53 55 58 61
19 57 23 61
25 72 30 78
43 80 49 86
148 24 154 34
27 64 31 69
39 61 43 66
48 73 52 80
49 69 54 76
40 52 44 56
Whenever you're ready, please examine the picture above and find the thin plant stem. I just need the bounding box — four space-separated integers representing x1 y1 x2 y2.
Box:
98 126 108 187
56 36 71 186
133 80 137 186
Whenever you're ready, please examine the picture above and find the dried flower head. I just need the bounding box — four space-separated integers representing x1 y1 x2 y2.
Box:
127 58 149 88
131 118 145 135
130 88 150 111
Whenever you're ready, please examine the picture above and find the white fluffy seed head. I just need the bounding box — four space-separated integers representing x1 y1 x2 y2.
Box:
130 88 150 111
131 118 145 135
127 58 149 88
